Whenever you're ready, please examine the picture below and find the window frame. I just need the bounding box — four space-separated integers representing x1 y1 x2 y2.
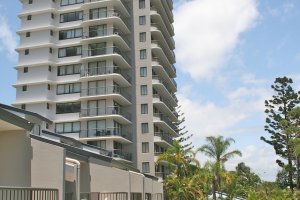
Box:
139 0 146 9
57 64 81 76
142 162 150 173
60 0 84 6
55 121 81 133
140 67 147 77
139 16 146 25
60 11 83 23
141 104 148 114
141 123 149 133
58 46 82 58
56 102 81 114
59 28 83 40
57 83 81 95
139 32 146 42
140 85 148 96
140 49 147 59
142 142 149 153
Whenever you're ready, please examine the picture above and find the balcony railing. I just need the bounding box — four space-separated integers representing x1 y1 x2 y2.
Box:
153 94 177 116
82 28 130 46
82 46 131 64
155 172 166 179
0 187 58 200
80 106 132 121
152 40 175 64
83 10 130 29
152 57 176 75
113 149 132 161
155 132 173 145
151 23 175 49
80 86 131 101
81 66 131 83
152 75 175 95
80 192 128 200
80 128 132 141
154 112 177 131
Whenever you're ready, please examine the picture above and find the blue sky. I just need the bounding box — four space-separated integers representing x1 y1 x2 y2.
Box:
0 0 300 180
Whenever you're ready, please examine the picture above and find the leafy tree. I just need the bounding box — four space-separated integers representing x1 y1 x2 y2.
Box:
197 136 242 200
276 167 295 189
261 76 300 191
156 140 198 178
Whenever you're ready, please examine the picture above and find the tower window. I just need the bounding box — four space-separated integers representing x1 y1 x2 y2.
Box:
22 85 27 91
141 123 149 133
139 16 146 25
140 49 147 59
139 0 145 9
140 67 147 77
140 85 148 95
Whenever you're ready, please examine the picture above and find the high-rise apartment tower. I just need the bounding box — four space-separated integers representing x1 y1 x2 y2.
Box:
14 0 178 179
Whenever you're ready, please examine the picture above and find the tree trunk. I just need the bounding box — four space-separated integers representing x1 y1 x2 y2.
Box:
288 155 294 192
297 157 300 189
286 132 294 192
212 179 217 200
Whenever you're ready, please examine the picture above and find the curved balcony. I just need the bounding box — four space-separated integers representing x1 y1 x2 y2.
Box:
152 57 176 79
152 40 175 64
112 149 132 163
151 22 175 51
81 46 131 68
151 0 173 24
152 75 177 105
161 0 174 23
80 106 132 124
82 0 130 18
80 86 131 105
81 28 130 50
153 94 178 120
154 132 173 147
152 43 175 78
151 23 174 51
153 113 178 136
150 7 174 37
80 66 131 86
79 128 132 144
82 10 130 34
152 60 177 92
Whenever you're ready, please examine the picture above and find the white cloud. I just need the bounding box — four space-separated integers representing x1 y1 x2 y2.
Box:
178 79 270 137
174 0 259 80
0 15 18 60
226 145 281 181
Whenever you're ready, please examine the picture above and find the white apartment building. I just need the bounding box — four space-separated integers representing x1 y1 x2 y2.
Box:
14 0 178 179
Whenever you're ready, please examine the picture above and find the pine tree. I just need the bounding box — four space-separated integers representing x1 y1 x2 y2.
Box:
174 105 193 151
261 76 300 191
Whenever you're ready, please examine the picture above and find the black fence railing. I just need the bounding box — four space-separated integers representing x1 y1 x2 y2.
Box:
0 187 58 200
80 192 128 200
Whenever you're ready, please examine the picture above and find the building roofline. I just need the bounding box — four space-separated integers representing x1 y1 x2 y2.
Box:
0 108 34 131
36 130 140 172
0 103 53 124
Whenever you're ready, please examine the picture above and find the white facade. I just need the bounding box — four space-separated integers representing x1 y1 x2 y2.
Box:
15 0 177 178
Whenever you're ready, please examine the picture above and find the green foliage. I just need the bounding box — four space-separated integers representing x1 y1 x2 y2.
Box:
261 76 300 191
246 182 300 200
197 136 242 200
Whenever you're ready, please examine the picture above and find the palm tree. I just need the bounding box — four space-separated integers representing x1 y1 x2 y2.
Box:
197 136 242 200
156 140 199 177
